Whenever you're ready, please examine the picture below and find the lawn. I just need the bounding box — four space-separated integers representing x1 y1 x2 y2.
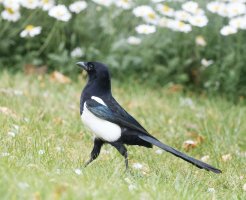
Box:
0 71 245 200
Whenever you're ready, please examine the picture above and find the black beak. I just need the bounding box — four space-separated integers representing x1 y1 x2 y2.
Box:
76 62 88 71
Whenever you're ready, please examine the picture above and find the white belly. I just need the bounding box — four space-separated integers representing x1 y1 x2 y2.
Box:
81 103 121 142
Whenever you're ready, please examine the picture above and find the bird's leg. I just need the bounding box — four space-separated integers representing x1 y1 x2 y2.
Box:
110 142 128 170
85 138 104 167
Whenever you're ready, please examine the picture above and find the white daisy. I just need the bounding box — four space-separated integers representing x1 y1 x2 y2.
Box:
229 15 246 29
174 10 191 22
48 5 72 22
69 1 87 14
8 131 16 137
182 1 199 14
243 183 246 191
227 2 246 18
155 149 163 154
220 25 237 35
201 155 210 162
74 168 82 175
127 36 141 45
207 1 224 14
115 0 132 10
3 0 20 10
135 24 156 34
38 149 45 155
167 19 192 33
143 10 160 25
217 3 230 17
201 59 214 67
1 8 21 22
1 152 10 157
156 4 174 17
92 0 113 7
13 124 20 131
20 25 42 38
189 15 208 27
20 0 40 10
207 188 215 193
40 0 55 11
195 35 207 46
71 47 84 58
133 5 154 17
132 163 143 169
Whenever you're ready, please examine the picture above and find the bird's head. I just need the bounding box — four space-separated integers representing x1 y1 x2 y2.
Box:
77 61 109 77
77 61 111 91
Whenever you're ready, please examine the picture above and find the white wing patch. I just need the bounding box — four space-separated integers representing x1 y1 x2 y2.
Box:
81 100 121 142
91 96 107 106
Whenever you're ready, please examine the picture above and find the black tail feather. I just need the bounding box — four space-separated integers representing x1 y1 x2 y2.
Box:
139 135 222 174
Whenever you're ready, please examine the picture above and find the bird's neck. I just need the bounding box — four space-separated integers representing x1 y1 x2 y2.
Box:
80 74 111 115
83 76 111 99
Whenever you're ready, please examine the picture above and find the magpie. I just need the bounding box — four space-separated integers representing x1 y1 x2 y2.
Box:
77 61 222 174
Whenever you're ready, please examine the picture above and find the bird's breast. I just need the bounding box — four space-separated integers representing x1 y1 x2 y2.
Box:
81 103 121 142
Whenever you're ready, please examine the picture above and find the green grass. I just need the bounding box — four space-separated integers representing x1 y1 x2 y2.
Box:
0 71 245 200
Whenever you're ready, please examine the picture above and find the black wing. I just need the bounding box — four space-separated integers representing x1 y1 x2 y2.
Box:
85 98 152 136
85 98 222 174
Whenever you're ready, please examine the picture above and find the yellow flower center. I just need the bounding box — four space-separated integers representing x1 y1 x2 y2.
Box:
178 21 185 28
6 8 14 14
195 19 202 23
148 12 156 19
25 25 34 31
162 5 170 12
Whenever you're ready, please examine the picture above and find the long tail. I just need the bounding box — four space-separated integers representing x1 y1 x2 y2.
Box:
138 135 222 174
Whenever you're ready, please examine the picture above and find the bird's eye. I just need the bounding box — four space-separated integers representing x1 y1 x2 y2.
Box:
87 63 94 71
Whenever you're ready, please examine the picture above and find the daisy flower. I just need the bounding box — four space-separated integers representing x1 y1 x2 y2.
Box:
20 25 42 38
229 16 246 29
40 0 55 11
38 149 45 155
74 168 82 175
143 11 160 25
174 10 191 22
71 47 84 58
115 0 132 10
3 0 20 10
227 2 246 18
127 36 141 45
133 5 154 17
220 25 237 35
92 0 113 7
156 4 174 17
201 59 214 67
195 35 207 46
189 15 208 27
207 188 215 193
69 1 87 14
135 24 156 34
48 5 72 22
155 149 163 154
207 1 224 14
1 152 10 157
182 1 199 14
20 0 40 10
8 131 16 137
1 7 21 22
132 163 143 169
167 19 192 33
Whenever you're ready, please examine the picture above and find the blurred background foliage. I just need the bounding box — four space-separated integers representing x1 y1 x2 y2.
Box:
0 0 246 98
